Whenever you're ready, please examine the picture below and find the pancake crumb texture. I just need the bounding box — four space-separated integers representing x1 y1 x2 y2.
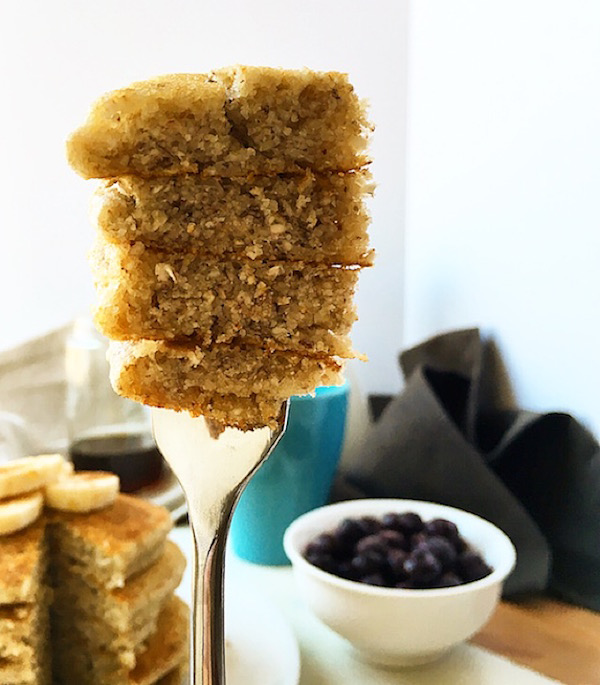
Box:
68 65 374 429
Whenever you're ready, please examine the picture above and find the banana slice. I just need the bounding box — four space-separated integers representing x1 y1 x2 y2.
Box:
59 460 74 478
0 454 67 500
0 491 44 535
45 471 119 513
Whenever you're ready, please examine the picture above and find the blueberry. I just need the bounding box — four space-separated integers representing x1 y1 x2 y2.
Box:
394 512 424 535
456 550 492 582
305 550 337 574
304 532 338 558
395 579 416 589
454 535 469 553
424 535 458 570
378 529 407 550
356 534 388 555
362 573 388 587
434 571 462 588
356 516 383 536
387 548 409 578
336 560 359 581
335 518 366 546
424 518 459 541
381 512 404 531
403 548 442 585
410 532 429 550
350 550 385 576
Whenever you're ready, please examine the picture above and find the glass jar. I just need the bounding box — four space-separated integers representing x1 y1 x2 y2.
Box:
65 318 164 492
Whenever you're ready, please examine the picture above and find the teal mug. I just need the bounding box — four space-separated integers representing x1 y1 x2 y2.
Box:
230 382 349 565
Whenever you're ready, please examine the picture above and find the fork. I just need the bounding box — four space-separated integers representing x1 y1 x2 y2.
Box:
151 402 289 685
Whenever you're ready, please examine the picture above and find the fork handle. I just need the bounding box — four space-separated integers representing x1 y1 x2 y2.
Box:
188 491 239 685
151 403 289 685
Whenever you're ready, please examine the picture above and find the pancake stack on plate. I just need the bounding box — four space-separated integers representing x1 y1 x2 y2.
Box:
67 65 373 428
48 495 188 685
0 521 51 685
0 454 188 685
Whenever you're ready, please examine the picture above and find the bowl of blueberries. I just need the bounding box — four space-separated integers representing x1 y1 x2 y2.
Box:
283 498 516 668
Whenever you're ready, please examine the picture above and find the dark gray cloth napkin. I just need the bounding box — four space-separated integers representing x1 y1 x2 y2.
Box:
333 328 600 610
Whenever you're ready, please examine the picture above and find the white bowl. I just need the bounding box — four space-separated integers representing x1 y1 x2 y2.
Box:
283 498 516 668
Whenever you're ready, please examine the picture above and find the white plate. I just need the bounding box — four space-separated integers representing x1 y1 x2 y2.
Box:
223 583 301 685
170 528 300 685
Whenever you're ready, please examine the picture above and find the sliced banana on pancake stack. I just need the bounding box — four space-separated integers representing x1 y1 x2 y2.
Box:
45 471 119 513
0 454 119 534
0 492 44 535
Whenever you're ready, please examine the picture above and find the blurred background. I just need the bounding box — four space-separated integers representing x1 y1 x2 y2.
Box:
1 0 599 436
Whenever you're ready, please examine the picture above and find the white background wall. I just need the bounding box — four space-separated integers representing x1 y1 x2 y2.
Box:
0 0 407 397
3 1 599 437
405 0 600 435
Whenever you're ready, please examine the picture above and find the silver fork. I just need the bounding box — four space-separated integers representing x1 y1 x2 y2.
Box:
151 402 289 685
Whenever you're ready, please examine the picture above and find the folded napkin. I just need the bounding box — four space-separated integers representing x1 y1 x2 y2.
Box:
0 325 71 458
333 328 600 610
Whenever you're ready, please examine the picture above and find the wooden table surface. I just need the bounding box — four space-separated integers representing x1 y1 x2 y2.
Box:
472 598 600 685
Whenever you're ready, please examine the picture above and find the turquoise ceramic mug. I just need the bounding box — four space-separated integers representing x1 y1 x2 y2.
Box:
230 382 349 565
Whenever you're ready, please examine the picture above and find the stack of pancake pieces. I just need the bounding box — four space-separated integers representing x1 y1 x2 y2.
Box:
0 454 188 685
67 65 373 429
